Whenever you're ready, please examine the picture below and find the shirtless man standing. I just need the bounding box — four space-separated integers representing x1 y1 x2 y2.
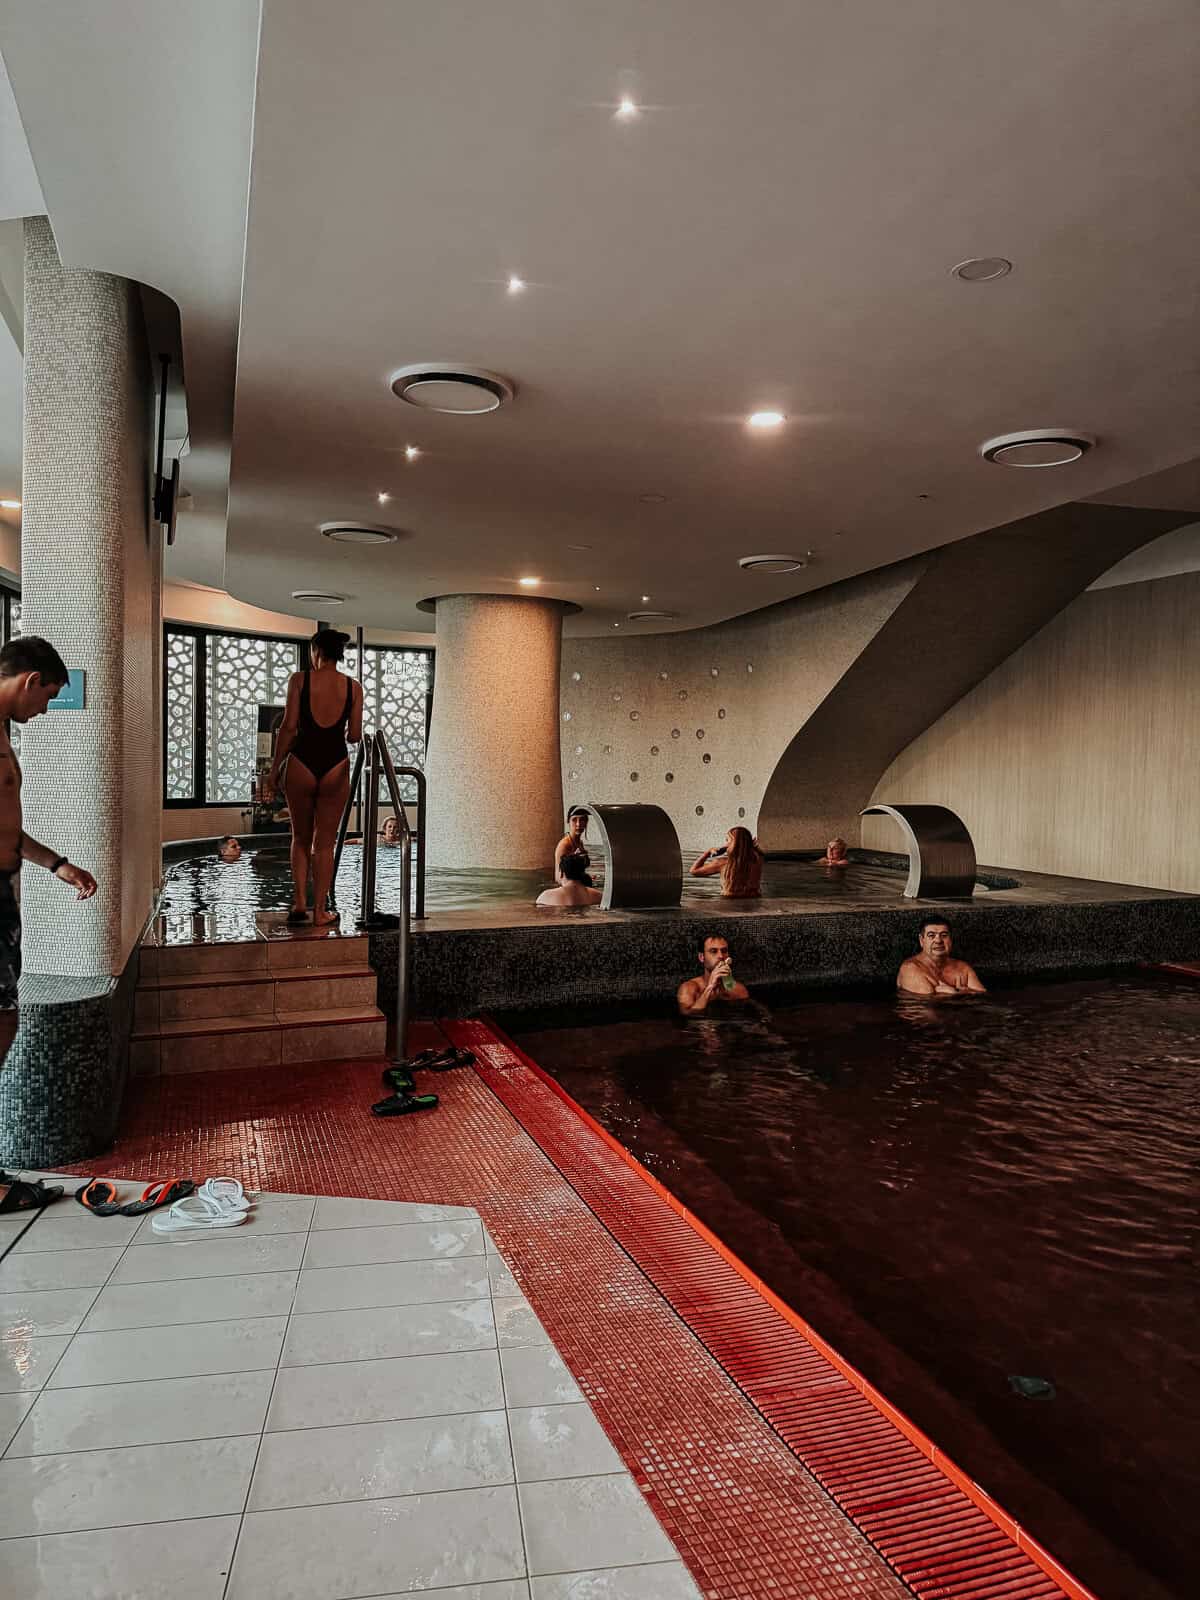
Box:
0 637 99 1063
896 919 985 997
677 934 751 1015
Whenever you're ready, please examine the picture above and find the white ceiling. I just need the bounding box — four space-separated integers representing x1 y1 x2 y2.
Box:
3 2 1200 634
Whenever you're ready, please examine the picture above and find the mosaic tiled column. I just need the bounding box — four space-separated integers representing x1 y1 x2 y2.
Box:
424 595 568 869
19 216 161 976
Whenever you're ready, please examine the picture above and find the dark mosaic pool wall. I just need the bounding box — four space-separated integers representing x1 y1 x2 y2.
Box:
371 893 1200 1016
0 954 138 1168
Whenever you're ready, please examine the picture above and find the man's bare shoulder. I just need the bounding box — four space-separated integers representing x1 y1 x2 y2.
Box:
896 957 933 992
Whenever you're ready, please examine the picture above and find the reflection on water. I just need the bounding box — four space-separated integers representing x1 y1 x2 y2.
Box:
514 976 1200 1600
161 842 919 916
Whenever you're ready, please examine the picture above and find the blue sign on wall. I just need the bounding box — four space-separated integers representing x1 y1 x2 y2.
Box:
50 670 86 710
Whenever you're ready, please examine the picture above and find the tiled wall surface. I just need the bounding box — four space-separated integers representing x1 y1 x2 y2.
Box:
559 561 922 853
20 215 161 975
425 596 566 870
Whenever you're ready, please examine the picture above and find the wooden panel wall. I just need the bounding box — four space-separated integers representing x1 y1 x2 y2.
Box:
863 572 1200 891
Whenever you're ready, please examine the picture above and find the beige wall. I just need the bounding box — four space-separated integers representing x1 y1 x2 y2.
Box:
560 562 923 853
864 571 1200 890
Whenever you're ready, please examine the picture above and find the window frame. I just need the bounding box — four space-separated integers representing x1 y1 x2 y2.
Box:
161 622 434 808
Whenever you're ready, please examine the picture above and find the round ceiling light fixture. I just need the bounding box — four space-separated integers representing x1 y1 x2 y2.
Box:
952 257 1012 282
738 553 809 574
979 429 1095 468
638 493 667 504
292 590 345 606
627 610 679 622
320 521 399 545
390 363 514 414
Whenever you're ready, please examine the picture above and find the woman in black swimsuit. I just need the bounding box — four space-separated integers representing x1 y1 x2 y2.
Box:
267 629 363 925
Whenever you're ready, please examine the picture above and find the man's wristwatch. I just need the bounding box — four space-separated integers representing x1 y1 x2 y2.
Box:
49 855 68 875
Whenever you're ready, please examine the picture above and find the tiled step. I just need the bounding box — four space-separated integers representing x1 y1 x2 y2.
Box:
135 968 378 1028
140 931 372 981
131 1004 387 1077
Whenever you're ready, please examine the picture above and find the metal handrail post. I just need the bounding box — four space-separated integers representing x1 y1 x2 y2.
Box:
372 731 414 1062
359 741 380 926
388 765 427 919
330 742 366 908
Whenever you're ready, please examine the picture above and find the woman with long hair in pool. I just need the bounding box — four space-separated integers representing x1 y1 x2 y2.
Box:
266 629 363 926
554 806 594 886
690 825 764 898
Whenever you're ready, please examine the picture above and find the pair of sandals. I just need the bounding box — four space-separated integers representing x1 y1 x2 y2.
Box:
152 1177 253 1234
0 1172 64 1215
76 1177 195 1217
371 1045 476 1118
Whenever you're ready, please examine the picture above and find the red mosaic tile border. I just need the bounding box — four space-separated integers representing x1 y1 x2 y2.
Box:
453 1016 1098 1600
101 1024 908 1600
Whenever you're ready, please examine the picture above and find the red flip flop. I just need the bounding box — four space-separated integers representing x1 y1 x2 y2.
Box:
120 1178 196 1216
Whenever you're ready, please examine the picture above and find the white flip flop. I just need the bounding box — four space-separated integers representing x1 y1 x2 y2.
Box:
151 1190 250 1234
197 1177 253 1212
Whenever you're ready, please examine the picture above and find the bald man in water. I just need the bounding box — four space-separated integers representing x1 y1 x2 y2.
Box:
897 919 986 997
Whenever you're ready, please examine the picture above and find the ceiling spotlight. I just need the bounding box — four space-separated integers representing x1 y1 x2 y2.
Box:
518 576 540 587
0 499 20 510
615 97 639 120
507 275 526 294
292 590 345 606
594 585 601 592
952 257 1012 282
391 364 514 414
377 492 390 505
404 445 420 462
980 429 1095 468
747 410 785 430
321 522 399 545
613 621 621 627
641 595 650 603
738 553 809 574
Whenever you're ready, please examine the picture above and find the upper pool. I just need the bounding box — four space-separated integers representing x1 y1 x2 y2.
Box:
160 839 1007 918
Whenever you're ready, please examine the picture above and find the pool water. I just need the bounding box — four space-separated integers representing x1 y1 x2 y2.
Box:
160 842 942 916
509 974 1199 1600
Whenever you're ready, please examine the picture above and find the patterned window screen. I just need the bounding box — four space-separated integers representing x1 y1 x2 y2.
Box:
340 646 432 801
204 633 300 803
163 630 196 800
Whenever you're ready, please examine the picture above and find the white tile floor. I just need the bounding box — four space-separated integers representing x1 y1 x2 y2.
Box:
0 1177 702 1600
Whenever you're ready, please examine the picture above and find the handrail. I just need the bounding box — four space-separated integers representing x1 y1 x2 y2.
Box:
330 743 426 919
372 731 413 1060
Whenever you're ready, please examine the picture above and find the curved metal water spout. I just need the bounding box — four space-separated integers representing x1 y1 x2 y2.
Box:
859 803 976 899
571 802 682 909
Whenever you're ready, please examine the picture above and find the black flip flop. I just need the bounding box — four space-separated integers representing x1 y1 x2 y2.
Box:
371 1092 439 1116
120 1178 196 1216
74 1179 125 1216
428 1048 476 1072
0 1173 64 1215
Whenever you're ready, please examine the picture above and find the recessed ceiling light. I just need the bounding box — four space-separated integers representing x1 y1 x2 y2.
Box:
404 445 420 462
320 521 399 545
594 585 601 592
518 576 540 587
953 257 1012 282
747 410 785 430
0 499 20 510
615 97 639 120
391 364 514 414
567 543 591 551
628 610 678 622
377 492 390 505
738 553 809 574
507 275 526 294
292 590 345 605
613 621 621 627
980 429 1095 467
641 595 650 603
638 493 667 504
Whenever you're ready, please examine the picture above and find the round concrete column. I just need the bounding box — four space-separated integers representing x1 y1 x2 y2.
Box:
424 595 571 869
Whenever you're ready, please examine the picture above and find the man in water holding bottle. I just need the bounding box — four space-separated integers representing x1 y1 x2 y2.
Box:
677 934 751 1015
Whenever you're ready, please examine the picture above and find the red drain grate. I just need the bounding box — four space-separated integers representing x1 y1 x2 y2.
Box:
449 1016 1097 1600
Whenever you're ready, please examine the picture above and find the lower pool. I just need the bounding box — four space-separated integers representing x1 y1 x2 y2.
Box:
160 840 984 917
508 973 1198 1600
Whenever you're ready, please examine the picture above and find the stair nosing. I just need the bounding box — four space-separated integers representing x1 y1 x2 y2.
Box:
140 966 376 993
134 1006 385 1042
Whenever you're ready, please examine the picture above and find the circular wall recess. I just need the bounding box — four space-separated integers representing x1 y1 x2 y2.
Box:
292 590 345 605
320 522 399 545
952 257 1012 282
979 429 1095 467
390 363 514 414
738 554 808 574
